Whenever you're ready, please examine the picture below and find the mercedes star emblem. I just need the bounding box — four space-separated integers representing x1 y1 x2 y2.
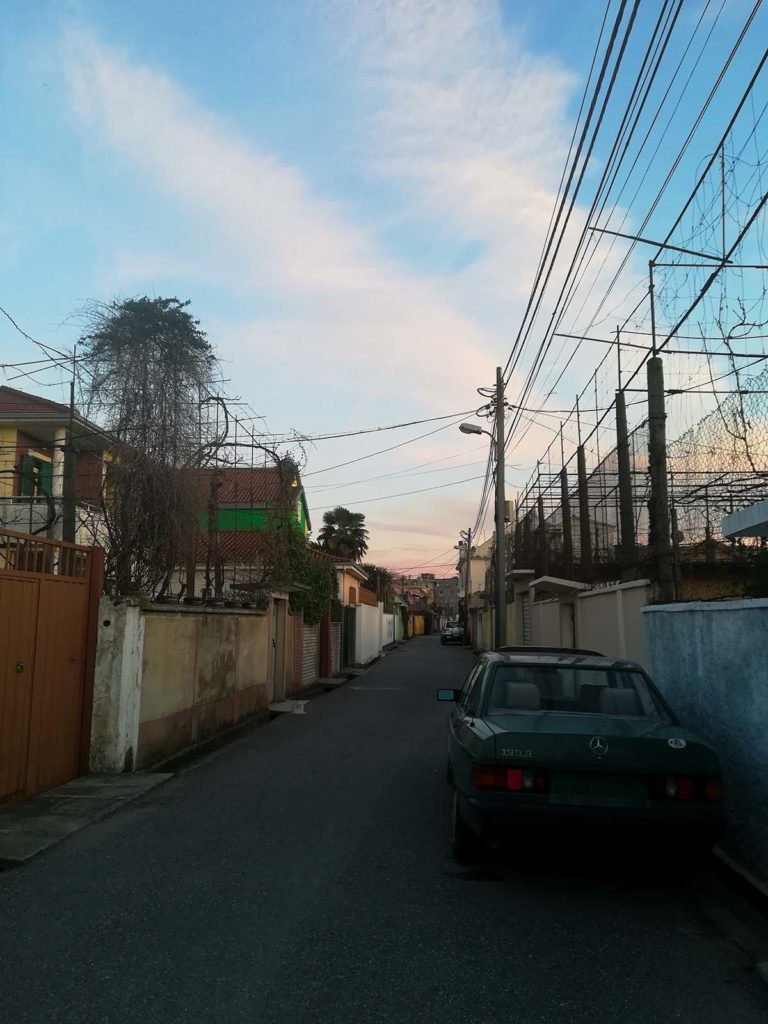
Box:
589 736 608 756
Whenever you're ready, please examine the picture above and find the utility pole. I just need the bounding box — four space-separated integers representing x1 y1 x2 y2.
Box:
647 355 674 602
559 424 574 578
494 367 507 648
537 493 548 576
575 396 593 582
615 326 635 576
463 526 472 646
62 354 77 543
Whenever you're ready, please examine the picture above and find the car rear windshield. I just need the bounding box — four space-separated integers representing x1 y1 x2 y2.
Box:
485 664 668 720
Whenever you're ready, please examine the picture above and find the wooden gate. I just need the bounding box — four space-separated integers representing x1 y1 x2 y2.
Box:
0 530 103 805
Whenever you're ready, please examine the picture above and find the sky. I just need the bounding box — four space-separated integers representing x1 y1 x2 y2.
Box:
2 0 765 575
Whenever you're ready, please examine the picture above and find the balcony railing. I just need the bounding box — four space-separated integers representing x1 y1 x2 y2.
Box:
0 496 60 534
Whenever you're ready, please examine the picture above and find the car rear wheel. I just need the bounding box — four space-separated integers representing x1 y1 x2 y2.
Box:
452 790 483 864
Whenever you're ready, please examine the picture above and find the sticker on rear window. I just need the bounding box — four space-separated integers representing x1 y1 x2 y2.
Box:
668 738 687 749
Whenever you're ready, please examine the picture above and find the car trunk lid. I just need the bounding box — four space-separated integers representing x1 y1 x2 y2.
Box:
485 713 720 779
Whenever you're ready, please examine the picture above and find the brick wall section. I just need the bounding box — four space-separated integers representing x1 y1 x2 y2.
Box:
292 612 303 690
302 623 320 686
330 622 342 675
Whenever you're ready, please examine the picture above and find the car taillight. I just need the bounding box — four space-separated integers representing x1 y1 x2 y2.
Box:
649 776 723 802
704 779 724 802
471 765 499 789
472 764 549 793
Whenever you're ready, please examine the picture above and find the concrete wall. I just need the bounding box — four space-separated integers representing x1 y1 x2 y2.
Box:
576 581 650 663
643 598 768 885
381 610 395 648
138 607 272 768
509 581 650 662
531 599 560 646
92 598 275 772
355 601 381 665
90 598 144 773
394 608 405 642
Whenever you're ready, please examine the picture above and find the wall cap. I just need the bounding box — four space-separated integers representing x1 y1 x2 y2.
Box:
577 579 651 599
643 597 768 614
141 602 269 618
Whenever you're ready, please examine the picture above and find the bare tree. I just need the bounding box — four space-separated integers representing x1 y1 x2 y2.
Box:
78 296 224 596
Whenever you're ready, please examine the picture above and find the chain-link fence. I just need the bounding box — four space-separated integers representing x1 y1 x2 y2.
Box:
514 361 768 599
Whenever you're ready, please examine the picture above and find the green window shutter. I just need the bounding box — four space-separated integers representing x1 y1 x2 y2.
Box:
39 459 53 496
19 453 33 497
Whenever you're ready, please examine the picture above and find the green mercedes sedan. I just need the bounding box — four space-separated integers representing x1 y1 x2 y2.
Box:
437 652 724 864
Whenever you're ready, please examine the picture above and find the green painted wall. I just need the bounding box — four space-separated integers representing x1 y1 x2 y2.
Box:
199 495 308 533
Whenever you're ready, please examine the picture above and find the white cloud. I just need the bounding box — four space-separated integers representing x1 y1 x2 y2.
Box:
62 27 498 408
60 9 588 564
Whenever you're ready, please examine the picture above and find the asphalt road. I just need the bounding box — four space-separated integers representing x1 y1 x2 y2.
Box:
0 636 765 1024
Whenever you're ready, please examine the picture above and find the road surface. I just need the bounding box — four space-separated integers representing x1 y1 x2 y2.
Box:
0 636 765 1023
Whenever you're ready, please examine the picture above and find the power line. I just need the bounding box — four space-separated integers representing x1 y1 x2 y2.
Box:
252 409 476 444
303 416 471 477
307 472 488 511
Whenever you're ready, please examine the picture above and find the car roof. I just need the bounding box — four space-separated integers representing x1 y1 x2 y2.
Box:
484 651 643 672
496 645 603 657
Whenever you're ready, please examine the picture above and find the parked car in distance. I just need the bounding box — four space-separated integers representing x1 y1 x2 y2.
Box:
441 621 464 645
437 651 724 864
496 645 604 657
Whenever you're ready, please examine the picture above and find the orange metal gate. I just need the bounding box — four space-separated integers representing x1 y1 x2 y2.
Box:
0 530 103 805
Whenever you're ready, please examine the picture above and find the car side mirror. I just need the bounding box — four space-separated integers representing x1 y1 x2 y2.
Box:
436 688 459 702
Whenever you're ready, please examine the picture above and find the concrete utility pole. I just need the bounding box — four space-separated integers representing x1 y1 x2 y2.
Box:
559 424 574 578
494 367 507 648
458 370 506 647
647 355 674 602
575 396 593 582
615 325 635 576
537 493 548 576
615 388 636 574
62 369 77 543
463 526 472 645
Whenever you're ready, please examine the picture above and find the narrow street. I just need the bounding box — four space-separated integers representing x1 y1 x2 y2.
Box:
0 637 765 1024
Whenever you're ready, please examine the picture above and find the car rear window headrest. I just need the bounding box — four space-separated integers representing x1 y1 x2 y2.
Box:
600 688 641 716
498 681 540 711
579 682 606 713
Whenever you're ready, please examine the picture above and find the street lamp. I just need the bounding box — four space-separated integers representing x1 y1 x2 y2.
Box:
458 367 507 647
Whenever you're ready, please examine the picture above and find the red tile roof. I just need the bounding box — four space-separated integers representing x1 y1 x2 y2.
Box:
0 385 74 418
198 530 272 564
194 466 305 507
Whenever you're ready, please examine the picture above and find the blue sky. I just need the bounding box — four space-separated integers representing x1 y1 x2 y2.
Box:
2 0 765 571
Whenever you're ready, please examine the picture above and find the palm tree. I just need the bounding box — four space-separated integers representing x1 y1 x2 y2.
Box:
317 506 369 561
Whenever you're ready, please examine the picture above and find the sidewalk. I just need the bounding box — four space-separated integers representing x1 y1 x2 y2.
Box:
0 774 171 868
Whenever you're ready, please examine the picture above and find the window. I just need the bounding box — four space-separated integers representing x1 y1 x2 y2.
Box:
460 661 485 713
19 453 52 498
485 664 668 720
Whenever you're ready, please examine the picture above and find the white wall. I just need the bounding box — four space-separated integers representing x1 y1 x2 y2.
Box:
644 598 768 885
355 602 381 666
576 581 650 663
531 599 560 646
382 611 395 647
